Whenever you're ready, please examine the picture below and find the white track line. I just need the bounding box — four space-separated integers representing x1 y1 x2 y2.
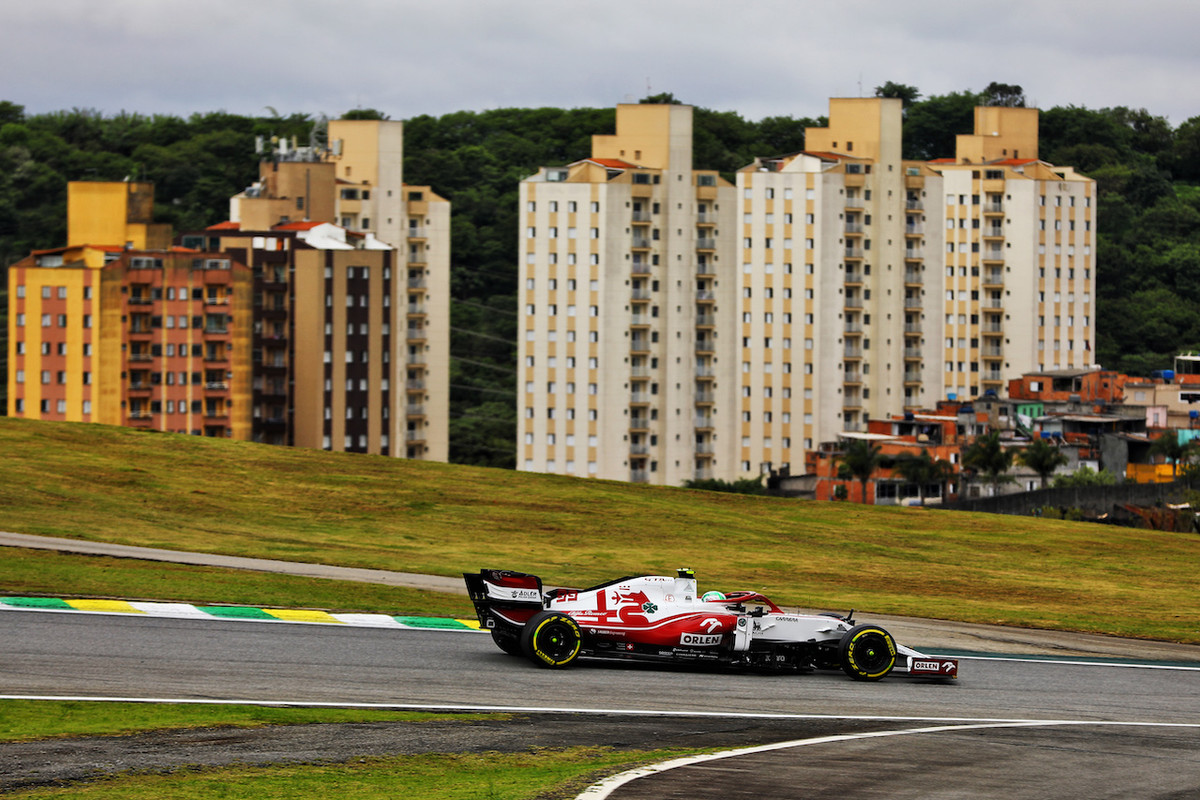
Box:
4 696 1200 729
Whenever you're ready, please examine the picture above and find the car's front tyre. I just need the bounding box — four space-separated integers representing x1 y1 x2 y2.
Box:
838 624 897 681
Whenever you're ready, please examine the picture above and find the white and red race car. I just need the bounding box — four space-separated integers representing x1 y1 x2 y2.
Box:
464 568 958 681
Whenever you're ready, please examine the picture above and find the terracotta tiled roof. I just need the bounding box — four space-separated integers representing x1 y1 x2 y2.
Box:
206 221 241 231
273 220 325 231
586 157 639 169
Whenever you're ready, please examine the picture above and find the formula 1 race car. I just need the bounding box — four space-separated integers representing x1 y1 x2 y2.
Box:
464 568 958 681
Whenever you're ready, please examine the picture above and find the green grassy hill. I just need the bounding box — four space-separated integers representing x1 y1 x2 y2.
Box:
1 418 1197 643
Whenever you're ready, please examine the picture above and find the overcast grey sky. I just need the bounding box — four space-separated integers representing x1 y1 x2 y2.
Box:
5 0 1198 126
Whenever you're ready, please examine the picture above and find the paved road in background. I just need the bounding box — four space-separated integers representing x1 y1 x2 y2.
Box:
5 529 1200 661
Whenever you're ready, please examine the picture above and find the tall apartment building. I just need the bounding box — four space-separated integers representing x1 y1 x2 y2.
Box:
522 99 1094 485
7 182 252 437
518 103 737 484
215 119 451 460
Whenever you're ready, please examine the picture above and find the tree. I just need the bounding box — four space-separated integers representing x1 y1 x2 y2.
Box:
1149 432 1194 478
893 451 954 505
836 439 882 504
1053 466 1118 488
874 82 921 110
1018 438 1070 489
962 432 1014 496
341 108 390 121
981 82 1025 108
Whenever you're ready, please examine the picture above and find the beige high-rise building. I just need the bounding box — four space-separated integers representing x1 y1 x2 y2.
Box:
213 118 450 461
517 103 737 484
735 98 1095 477
519 98 1095 485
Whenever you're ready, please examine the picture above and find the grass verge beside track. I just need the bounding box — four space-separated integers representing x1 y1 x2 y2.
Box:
2 418 1199 643
4 747 701 800
0 701 495 743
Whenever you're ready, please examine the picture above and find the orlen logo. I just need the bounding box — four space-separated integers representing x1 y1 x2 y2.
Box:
680 633 722 646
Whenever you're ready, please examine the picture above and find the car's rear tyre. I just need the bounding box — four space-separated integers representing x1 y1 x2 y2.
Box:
491 630 523 656
520 611 583 668
838 624 896 681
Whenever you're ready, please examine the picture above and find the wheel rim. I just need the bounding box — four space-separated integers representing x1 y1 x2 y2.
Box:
537 620 578 660
853 632 892 673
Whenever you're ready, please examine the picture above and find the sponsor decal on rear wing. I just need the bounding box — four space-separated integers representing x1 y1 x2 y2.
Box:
907 656 959 678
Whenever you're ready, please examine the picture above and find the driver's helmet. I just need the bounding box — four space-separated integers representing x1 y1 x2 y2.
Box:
701 591 726 602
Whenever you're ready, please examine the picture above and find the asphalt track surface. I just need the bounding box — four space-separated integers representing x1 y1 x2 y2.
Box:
5 530 1200 797
5 610 1200 798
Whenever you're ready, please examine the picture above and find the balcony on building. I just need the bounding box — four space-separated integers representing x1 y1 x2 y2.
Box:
904 346 922 360
904 248 924 261
407 226 427 241
629 415 649 431
407 275 427 290
695 440 714 456
631 286 651 301
630 311 651 327
631 209 652 223
696 212 716 226
129 348 153 363
406 378 426 392
982 248 1005 263
693 466 714 481
844 368 862 383
983 268 1005 287
844 320 863 335
845 196 864 209
407 302 427 316
630 390 651 406
843 393 862 409
694 415 713 430
904 322 922 334
405 429 426 442
407 250 427 265
844 221 864 235
844 345 863 359
981 344 1003 358
904 269 923 285
905 223 924 236
694 336 714 354
129 314 153 334
905 199 924 211
407 325 428 341
984 201 1004 214
695 311 715 327
695 363 714 379
696 257 714 276
983 296 1004 310
631 235 652 250
982 319 1004 335
844 293 863 310
406 404 426 418
904 295 923 309
696 289 715 303
632 258 651 275
696 237 716 251
982 370 1004 383
844 246 864 259
903 369 922 385
694 389 714 404
630 469 649 483
983 224 1004 238
844 268 864 284
630 335 650 354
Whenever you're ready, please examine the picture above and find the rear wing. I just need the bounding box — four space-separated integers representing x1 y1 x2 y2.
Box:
463 569 547 635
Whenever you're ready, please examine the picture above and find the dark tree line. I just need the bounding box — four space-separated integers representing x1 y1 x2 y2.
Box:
2 87 1199 465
